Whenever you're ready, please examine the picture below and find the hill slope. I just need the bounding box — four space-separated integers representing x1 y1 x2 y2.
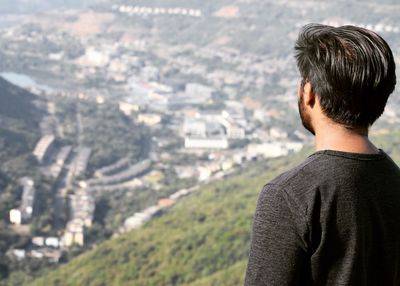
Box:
0 77 43 205
0 77 43 182
29 131 400 286
0 77 44 281
29 150 309 286
0 77 43 174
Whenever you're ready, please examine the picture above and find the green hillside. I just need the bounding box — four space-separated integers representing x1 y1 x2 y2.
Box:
0 78 45 281
0 77 42 169
0 77 43 215
28 150 309 286
28 130 400 286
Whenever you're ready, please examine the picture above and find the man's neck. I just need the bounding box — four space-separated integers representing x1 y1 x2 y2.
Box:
314 123 379 154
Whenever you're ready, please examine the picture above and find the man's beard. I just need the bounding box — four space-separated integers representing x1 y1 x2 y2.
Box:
298 92 315 135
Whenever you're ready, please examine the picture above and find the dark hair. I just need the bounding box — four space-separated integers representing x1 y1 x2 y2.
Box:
295 24 396 127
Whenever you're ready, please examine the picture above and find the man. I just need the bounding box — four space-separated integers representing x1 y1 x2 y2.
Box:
245 24 400 285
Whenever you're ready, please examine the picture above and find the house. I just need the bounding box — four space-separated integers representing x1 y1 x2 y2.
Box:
247 142 303 159
32 237 45 247
137 113 162 126
119 101 140 116
158 198 176 208
185 137 229 149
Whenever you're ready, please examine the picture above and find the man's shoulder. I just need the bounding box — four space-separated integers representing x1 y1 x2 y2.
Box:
261 151 338 209
263 149 400 205
267 151 325 189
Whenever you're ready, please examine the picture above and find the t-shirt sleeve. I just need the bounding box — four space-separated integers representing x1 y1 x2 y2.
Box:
244 183 309 286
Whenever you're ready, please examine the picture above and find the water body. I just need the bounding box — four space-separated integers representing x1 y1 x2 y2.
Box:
0 19 17 28
0 72 55 93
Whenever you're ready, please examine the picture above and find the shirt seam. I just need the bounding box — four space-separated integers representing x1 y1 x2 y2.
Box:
263 182 310 251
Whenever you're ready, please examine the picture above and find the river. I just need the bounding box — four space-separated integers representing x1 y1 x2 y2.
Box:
0 72 55 93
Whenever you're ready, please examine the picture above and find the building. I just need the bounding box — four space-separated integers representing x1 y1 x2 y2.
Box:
63 186 95 247
86 159 151 187
183 118 209 137
79 47 111 67
64 220 84 247
185 83 214 100
183 114 232 149
167 83 215 109
184 137 229 149
9 249 26 260
182 110 246 149
123 206 161 231
169 189 190 200
68 191 95 228
221 159 235 171
73 147 91 176
226 123 245 139
9 209 22 225
158 198 176 208
9 177 36 225
247 142 303 159
49 146 72 178
33 135 55 163
137 113 162 126
94 158 131 177
174 166 197 179
141 66 160 81
119 101 140 116
32 237 60 248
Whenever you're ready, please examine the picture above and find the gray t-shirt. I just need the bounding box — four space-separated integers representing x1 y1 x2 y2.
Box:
245 149 400 286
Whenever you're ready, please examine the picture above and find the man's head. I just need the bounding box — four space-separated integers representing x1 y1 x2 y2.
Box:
295 24 396 133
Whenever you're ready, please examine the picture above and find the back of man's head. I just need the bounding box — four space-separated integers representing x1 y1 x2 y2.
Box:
295 24 396 128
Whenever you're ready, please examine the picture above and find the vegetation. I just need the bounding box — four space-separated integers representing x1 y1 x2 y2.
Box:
1 0 399 283
371 129 400 163
0 78 46 281
0 79 153 282
27 128 400 286
27 150 309 286
52 97 150 174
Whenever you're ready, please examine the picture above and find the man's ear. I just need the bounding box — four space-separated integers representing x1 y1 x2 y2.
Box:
303 82 315 108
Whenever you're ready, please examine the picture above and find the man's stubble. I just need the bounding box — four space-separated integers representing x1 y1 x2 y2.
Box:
298 91 315 135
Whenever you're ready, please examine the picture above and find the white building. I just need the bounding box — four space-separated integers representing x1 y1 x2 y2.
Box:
46 237 60 248
185 83 215 100
185 137 229 149
119 101 140 116
80 47 111 67
9 209 22 225
64 220 85 247
9 177 36 224
226 124 245 139
169 188 190 200
123 206 161 231
137 113 162 126
32 237 45 247
247 142 303 159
